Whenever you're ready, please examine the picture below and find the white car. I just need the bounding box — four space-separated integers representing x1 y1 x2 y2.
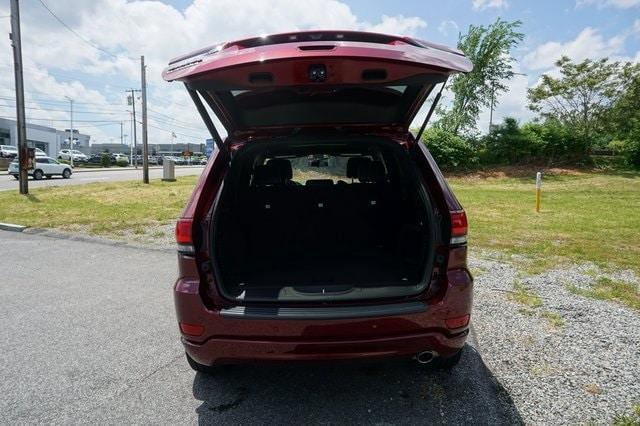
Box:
58 149 88 162
8 156 72 180
0 145 18 158
35 148 47 157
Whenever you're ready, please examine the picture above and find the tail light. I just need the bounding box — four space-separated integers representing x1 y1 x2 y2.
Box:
176 218 195 255
445 314 470 329
179 322 204 336
450 210 468 245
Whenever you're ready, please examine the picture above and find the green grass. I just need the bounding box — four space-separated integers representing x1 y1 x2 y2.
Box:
614 404 640 426
0 176 197 236
541 311 565 328
568 277 640 311
448 170 640 274
509 281 543 308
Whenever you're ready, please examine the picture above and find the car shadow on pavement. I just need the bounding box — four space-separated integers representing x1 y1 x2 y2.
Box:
192 344 523 425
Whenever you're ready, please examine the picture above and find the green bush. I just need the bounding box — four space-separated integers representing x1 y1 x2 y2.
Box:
421 128 479 171
116 159 129 167
100 153 111 168
622 128 640 168
482 118 543 164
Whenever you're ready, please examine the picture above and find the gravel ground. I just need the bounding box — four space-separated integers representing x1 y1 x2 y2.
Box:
470 253 640 424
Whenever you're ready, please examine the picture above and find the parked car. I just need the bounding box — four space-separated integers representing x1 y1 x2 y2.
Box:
111 153 129 163
0 145 18 158
163 155 185 165
163 30 473 373
58 149 88 162
35 148 47 157
8 156 72 180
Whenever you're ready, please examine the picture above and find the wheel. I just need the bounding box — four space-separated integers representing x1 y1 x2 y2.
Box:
13 174 19 180
58 156 63 160
62 168 71 179
33 169 44 180
185 352 217 375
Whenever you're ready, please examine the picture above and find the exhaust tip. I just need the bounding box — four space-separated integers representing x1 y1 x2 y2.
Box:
416 350 437 364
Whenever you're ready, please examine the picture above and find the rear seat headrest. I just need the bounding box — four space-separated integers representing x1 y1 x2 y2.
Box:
358 160 385 183
346 157 371 179
252 164 280 186
266 158 293 181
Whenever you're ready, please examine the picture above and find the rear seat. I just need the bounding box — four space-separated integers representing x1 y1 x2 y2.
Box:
244 156 394 259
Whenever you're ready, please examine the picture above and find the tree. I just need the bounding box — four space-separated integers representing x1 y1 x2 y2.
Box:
527 57 627 145
606 62 640 139
437 19 524 135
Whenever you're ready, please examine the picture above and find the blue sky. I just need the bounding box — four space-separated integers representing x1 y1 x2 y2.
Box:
0 0 638 144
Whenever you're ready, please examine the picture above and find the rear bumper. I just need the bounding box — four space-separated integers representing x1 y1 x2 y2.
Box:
183 329 468 365
174 269 473 366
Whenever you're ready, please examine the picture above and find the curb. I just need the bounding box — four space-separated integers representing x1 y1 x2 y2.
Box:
0 222 26 232
19 227 174 254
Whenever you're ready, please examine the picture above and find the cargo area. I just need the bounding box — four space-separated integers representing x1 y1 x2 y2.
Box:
212 138 436 302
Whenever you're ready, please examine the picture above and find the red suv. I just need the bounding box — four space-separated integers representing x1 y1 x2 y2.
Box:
163 30 473 372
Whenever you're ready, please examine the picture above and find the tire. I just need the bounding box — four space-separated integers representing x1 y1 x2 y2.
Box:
33 169 44 180
185 352 217 375
62 168 71 179
12 174 19 180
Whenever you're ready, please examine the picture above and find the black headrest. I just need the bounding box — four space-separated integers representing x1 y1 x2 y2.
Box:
267 158 293 180
305 179 334 187
358 160 385 183
346 157 371 178
252 164 280 186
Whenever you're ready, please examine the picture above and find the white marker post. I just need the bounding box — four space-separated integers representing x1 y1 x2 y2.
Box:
535 172 542 213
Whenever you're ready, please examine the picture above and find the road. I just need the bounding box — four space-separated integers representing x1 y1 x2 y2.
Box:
0 166 204 191
0 230 522 424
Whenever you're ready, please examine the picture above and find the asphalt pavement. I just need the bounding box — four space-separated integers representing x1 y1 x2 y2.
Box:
0 230 523 424
0 166 204 191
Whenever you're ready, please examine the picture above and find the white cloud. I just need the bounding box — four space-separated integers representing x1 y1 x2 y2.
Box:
577 0 640 8
366 15 427 35
522 27 625 70
0 0 428 145
438 20 459 36
472 0 508 10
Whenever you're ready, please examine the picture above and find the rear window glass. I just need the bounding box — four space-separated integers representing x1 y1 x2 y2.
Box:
290 155 349 184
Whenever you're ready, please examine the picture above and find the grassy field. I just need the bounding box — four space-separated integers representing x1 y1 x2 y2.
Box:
0 177 198 236
448 169 640 274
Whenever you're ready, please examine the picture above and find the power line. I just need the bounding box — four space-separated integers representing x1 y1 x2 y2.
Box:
0 115 122 123
36 0 125 60
0 103 128 115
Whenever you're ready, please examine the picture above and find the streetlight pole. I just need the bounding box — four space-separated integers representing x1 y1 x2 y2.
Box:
126 89 141 168
10 0 28 194
65 96 74 168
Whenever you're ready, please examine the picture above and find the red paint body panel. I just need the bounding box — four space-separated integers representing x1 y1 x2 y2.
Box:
174 269 472 365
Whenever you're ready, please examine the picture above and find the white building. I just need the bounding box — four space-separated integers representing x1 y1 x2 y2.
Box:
0 118 91 157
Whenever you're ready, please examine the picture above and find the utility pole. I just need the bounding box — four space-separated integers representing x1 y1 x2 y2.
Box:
140 55 149 184
65 97 74 168
126 89 140 168
10 0 28 194
120 121 123 145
